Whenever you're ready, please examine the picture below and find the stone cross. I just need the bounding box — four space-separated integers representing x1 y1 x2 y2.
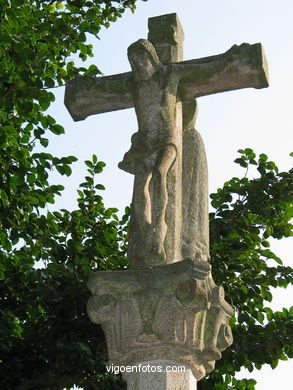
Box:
65 13 268 270
65 13 268 390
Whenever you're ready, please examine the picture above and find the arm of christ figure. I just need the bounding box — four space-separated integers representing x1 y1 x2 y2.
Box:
175 43 269 100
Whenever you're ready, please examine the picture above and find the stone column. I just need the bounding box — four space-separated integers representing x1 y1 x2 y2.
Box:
123 360 197 390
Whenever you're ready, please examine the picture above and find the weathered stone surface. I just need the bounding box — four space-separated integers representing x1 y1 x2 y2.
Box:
64 45 268 122
65 28 268 266
64 12 269 386
123 360 197 390
118 37 184 266
87 259 233 380
148 13 184 64
182 100 209 262
64 72 133 121
146 13 184 268
179 42 269 100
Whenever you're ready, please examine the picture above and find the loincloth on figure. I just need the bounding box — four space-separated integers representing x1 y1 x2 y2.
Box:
119 131 177 174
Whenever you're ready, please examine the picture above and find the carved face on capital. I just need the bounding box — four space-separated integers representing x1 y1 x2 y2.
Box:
128 39 160 81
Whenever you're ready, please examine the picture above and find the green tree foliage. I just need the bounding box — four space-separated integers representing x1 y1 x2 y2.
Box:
0 1 134 389
199 149 293 390
0 0 137 260
1 156 130 390
0 2 292 389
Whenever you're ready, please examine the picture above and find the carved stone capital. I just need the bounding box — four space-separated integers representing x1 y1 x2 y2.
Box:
87 259 233 380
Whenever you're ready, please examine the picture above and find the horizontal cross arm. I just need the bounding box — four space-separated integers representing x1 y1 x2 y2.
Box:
64 72 134 121
179 43 269 100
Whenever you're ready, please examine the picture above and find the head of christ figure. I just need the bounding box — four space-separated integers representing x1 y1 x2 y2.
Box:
127 39 161 81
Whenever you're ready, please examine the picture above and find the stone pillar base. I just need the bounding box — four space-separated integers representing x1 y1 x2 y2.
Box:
123 360 197 390
87 259 234 380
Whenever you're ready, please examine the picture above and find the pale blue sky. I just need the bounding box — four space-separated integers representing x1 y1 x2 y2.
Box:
46 1 292 388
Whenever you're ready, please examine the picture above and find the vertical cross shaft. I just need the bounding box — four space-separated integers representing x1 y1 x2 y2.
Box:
146 13 185 265
146 14 209 265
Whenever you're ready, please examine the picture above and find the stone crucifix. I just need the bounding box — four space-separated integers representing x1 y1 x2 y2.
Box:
65 13 268 270
65 13 268 390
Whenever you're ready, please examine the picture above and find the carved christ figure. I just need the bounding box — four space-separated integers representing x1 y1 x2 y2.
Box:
119 39 179 264
119 39 228 264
